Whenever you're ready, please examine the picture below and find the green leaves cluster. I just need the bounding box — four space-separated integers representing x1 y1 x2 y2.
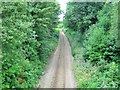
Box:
83 3 119 64
64 2 104 33
64 2 119 88
82 3 119 88
2 1 60 88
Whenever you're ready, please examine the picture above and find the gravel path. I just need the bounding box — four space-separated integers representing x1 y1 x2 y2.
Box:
37 31 76 88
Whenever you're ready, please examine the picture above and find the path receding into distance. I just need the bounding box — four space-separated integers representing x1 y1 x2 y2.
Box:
37 31 76 88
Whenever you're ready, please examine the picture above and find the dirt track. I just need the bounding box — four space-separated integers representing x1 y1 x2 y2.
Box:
37 31 76 88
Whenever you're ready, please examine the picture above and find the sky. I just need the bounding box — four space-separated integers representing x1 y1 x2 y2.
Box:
56 0 68 21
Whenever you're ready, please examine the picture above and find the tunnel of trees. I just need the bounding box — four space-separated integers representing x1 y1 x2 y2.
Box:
1 0 120 89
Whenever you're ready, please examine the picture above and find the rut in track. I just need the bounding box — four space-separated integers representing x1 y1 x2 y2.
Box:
37 31 76 88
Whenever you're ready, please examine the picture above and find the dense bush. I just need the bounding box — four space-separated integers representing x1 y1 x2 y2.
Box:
29 2 60 60
82 3 119 88
64 2 119 88
83 2 118 64
2 1 60 88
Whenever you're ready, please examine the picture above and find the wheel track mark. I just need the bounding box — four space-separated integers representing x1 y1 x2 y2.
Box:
37 31 76 88
52 32 65 88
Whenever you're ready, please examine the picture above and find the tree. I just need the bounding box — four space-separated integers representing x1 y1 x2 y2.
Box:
64 2 104 34
2 1 60 88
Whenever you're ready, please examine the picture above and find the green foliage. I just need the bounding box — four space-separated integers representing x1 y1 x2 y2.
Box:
64 2 119 88
83 2 118 64
2 1 60 89
76 62 119 88
82 3 119 88
64 2 104 45
64 2 104 33
29 2 60 60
